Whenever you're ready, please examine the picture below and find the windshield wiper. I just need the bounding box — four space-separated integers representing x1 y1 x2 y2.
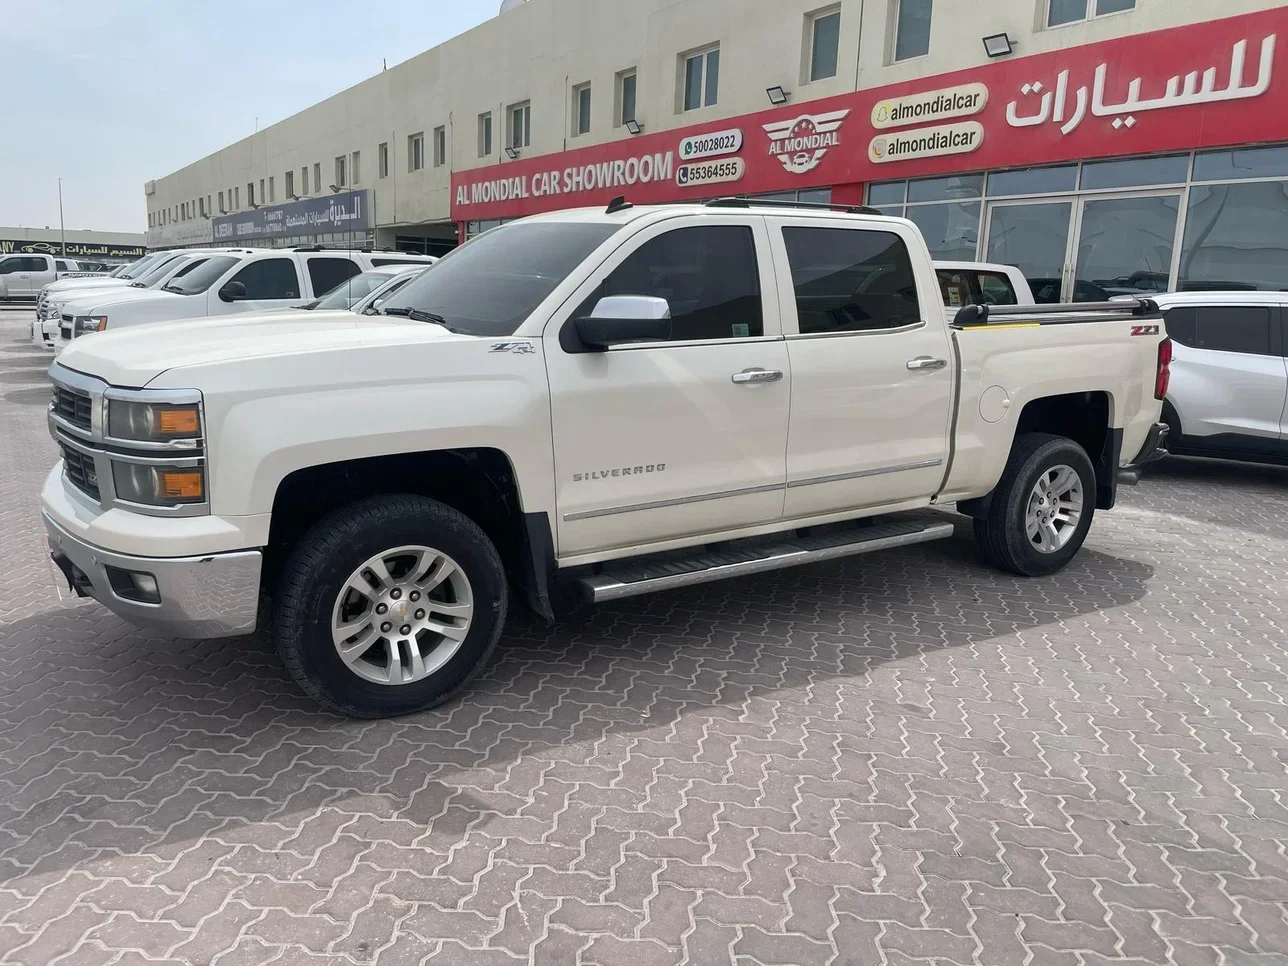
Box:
382 307 461 332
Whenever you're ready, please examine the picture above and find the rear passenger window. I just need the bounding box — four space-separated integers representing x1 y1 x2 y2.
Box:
55 261 68 271
231 258 300 300
581 225 763 341
307 257 360 296
937 271 970 308
783 227 921 334
23 257 47 272
1167 306 1272 355
977 272 1018 306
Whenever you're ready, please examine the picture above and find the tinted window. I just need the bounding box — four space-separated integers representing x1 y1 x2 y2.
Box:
232 258 300 299
381 221 620 337
1166 306 1272 356
580 226 763 342
307 257 360 296
977 272 1018 305
783 227 920 333
119 255 159 279
23 257 48 271
163 255 241 295
55 261 68 271
0 257 22 274
372 258 432 267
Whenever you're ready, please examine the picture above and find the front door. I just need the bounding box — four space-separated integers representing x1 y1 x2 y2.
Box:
211 257 304 315
544 217 790 558
769 215 954 519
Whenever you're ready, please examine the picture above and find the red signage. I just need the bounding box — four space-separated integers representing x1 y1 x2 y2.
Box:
451 8 1288 221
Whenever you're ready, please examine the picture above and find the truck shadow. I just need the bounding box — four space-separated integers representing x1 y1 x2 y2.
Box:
0 521 1154 886
2 387 53 408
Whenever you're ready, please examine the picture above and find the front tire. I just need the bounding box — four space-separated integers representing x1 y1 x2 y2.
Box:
974 433 1096 577
275 495 508 718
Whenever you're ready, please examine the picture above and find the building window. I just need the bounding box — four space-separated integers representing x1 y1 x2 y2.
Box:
434 126 447 167
616 70 637 127
301 167 309 195
508 102 531 149
285 170 294 198
335 155 348 188
478 113 493 157
378 142 389 179
1048 0 1134 27
682 44 720 111
808 7 841 82
351 151 360 185
247 183 255 207
148 213 153 228
409 132 425 171
207 194 212 216
313 163 322 192
259 179 265 204
218 190 225 212
573 82 592 136
1180 181 1288 292
234 186 240 209
894 0 932 61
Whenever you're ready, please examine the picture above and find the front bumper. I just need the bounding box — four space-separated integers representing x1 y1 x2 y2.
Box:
1118 422 1170 484
44 511 262 639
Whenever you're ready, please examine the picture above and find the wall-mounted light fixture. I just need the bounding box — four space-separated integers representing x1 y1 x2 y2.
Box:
766 86 790 106
983 33 1015 58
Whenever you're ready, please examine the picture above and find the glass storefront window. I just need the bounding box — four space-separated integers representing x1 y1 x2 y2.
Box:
1079 154 1189 190
987 165 1078 197
1193 144 1288 183
873 205 904 218
907 202 980 261
907 174 983 203
798 188 833 204
867 181 906 206
1179 181 1288 291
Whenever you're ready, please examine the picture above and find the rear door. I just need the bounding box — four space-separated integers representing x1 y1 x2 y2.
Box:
1165 303 1286 453
544 215 790 557
770 216 954 519
304 255 361 299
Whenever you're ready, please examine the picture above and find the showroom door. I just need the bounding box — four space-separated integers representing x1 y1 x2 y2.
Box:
983 200 1074 304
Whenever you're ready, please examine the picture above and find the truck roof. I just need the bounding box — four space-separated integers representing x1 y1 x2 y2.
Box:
519 198 903 228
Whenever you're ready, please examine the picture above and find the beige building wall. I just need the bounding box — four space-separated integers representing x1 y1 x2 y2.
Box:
145 0 1280 242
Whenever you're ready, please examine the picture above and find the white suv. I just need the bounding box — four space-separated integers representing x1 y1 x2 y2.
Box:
1153 292 1288 466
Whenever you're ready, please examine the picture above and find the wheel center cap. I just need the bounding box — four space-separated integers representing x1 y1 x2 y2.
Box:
392 600 410 621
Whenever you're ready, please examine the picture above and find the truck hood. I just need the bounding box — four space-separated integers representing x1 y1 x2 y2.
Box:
58 310 461 387
60 287 179 315
46 277 132 295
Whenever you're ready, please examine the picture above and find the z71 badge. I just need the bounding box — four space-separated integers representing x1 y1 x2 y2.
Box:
1131 325 1160 336
489 341 537 354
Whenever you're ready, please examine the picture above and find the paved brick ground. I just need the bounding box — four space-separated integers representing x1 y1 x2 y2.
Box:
2 308 1288 965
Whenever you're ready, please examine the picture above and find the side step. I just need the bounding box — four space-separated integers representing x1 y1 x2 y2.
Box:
573 512 957 603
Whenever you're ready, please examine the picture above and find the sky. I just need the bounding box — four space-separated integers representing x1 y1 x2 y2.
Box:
0 0 499 233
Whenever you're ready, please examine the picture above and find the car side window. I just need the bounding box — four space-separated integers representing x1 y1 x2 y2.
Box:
578 225 764 341
23 257 47 272
977 272 1018 306
307 257 360 296
782 226 921 334
231 258 300 299
1168 306 1272 355
55 260 68 271
0 257 21 274
937 270 970 308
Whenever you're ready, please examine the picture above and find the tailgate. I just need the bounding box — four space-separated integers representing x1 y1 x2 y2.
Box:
942 299 1165 501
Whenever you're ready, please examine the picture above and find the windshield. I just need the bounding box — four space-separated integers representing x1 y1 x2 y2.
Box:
305 271 403 310
379 222 621 336
135 255 186 288
163 255 241 295
368 273 418 311
118 254 161 279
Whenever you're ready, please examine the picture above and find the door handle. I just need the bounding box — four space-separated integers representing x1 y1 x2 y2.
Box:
731 368 784 385
906 357 948 371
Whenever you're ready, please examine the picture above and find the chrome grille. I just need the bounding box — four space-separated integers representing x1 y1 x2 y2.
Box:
51 385 92 431
59 442 100 501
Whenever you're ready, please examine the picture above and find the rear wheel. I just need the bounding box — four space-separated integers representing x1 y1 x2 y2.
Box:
974 433 1096 577
275 495 507 718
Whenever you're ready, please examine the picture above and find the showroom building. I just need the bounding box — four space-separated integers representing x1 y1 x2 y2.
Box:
145 0 1288 295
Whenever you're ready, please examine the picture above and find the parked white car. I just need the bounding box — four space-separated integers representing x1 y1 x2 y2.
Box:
292 263 435 313
35 250 209 336
0 253 107 301
58 249 438 345
1148 292 1288 467
43 201 1168 718
934 261 1036 308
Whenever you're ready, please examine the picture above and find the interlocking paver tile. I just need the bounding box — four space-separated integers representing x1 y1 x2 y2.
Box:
4 307 1288 964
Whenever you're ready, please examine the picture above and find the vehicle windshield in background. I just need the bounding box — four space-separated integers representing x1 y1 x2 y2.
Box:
162 255 241 295
117 254 161 279
303 271 414 311
132 256 186 288
378 222 621 336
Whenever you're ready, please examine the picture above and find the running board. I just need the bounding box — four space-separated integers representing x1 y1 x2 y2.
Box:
574 512 957 603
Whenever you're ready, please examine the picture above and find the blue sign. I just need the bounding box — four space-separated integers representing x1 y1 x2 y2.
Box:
212 189 370 241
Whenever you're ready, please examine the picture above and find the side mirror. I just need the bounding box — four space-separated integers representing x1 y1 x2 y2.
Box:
218 280 247 302
573 295 672 351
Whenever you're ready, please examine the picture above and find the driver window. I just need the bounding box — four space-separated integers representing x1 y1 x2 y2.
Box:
0 257 21 274
578 225 763 341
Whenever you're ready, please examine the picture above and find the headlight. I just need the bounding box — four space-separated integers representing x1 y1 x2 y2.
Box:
74 315 107 335
112 463 206 506
108 401 202 441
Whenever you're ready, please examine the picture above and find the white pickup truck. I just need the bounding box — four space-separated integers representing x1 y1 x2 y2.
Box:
0 253 108 300
43 199 1170 718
